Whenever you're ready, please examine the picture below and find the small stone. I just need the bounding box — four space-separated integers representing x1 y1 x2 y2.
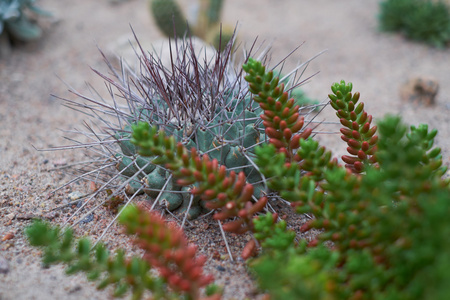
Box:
52 159 67 166
5 213 15 220
43 212 59 220
215 265 226 272
400 76 439 106
80 214 94 224
2 232 14 241
212 250 221 260
220 254 229 261
68 191 84 201
68 285 82 294
16 214 35 220
0 255 9 274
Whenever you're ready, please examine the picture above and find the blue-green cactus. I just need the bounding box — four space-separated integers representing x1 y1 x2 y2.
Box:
115 92 266 219
55 33 318 226
0 0 51 42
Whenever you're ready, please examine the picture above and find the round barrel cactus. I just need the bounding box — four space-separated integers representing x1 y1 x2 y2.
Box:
111 46 267 219
56 35 318 222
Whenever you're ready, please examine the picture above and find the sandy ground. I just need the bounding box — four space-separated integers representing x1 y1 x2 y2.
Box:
0 0 449 299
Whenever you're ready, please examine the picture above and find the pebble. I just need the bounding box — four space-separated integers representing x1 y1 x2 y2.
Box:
0 255 9 274
16 214 34 220
2 232 14 241
215 265 226 272
68 285 82 294
5 213 15 220
52 159 67 166
80 214 94 224
43 212 59 220
68 191 84 201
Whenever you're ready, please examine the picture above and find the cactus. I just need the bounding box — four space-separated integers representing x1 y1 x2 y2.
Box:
0 0 51 43
117 93 266 220
149 0 232 51
53 34 320 231
110 51 268 220
150 0 188 38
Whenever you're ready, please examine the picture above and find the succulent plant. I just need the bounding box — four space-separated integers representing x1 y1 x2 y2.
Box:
26 205 221 300
126 60 450 299
252 114 450 300
149 0 231 51
0 0 51 43
328 80 378 173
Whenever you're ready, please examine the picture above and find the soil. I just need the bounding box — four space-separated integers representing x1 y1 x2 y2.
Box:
0 0 449 299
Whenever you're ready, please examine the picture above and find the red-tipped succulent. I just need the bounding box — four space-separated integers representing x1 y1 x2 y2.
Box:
328 80 378 173
120 205 216 299
243 58 312 161
131 123 268 235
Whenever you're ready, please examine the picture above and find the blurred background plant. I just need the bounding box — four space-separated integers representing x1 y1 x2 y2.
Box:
0 0 51 55
379 0 450 48
149 0 232 51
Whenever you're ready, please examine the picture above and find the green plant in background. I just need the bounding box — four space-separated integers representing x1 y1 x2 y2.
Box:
379 0 450 48
0 0 51 43
150 0 187 38
26 205 221 300
150 0 232 51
